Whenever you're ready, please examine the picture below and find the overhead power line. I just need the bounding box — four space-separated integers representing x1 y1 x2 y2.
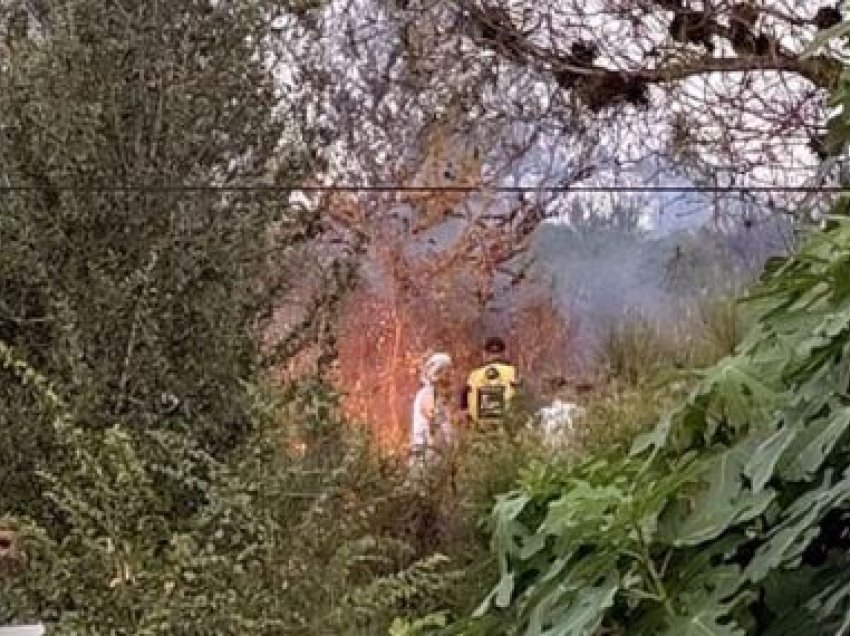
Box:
0 183 846 194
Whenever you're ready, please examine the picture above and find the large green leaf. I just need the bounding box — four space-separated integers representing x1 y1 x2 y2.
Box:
660 564 746 636
631 413 673 457
526 575 619 636
746 472 850 583
744 425 797 493
678 357 782 443
778 405 850 482
660 442 775 547
476 492 533 615
538 481 623 538
661 608 745 636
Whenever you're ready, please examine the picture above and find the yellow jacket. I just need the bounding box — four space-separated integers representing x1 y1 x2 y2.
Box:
464 362 518 422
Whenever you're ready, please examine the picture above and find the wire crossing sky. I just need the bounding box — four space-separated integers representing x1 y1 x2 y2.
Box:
0 184 846 194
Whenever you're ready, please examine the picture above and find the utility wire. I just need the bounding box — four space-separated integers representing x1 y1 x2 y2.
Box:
0 184 846 194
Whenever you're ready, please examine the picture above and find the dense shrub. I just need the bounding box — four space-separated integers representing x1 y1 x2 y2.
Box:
450 215 850 634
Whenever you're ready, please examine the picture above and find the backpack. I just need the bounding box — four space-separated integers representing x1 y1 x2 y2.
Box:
466 362 518 422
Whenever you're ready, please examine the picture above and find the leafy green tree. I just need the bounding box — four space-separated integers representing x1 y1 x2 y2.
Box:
0 0 326 519
0 344 458 633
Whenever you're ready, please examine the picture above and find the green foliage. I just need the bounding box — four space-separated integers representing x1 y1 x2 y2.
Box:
455 216 850 634
0 0 329 522
0 371 461 634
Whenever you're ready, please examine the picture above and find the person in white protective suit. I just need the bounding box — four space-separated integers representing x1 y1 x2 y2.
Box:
410 352 454 467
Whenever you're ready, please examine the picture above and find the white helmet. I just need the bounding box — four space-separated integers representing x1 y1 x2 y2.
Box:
421 352 452 383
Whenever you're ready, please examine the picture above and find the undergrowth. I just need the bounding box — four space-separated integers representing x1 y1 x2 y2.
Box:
0 295 734 634
444 216 850 634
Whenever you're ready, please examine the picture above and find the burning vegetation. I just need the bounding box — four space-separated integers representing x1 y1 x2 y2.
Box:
334 236 576 449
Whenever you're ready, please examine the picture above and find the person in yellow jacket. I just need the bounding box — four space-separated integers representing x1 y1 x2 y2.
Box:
460 336 520 425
